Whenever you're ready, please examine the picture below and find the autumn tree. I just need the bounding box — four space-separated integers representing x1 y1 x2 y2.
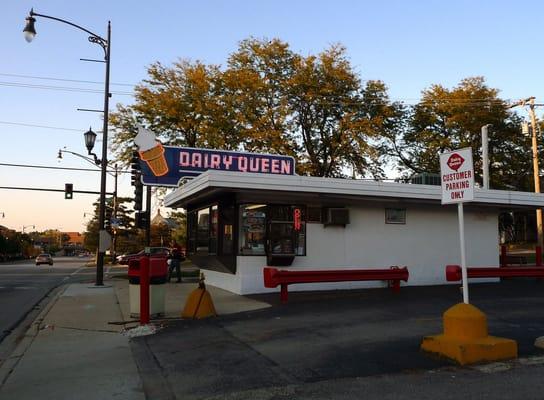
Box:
110 60 240 165
285 46 403 177
222 38 298 158
388 77 536 190
110 38 402 178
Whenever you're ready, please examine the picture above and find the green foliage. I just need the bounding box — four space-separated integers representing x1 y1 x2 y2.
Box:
387 77 536 190
110 38 401 178
110 41 537 190
84 197 139 254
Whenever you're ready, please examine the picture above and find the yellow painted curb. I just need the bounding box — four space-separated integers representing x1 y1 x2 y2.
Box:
421 303 517 365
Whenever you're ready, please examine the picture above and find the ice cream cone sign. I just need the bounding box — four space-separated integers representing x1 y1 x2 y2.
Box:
134 126 169 177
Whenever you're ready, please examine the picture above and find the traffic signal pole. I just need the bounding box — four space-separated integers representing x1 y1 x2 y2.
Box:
145 185 152 246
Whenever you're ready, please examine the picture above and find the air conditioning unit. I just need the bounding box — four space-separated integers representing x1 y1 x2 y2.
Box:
322 208 350 227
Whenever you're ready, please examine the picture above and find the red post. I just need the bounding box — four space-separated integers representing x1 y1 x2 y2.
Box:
140 255 150 325
500 245 507 267
280 283 288 304
536 246 542 266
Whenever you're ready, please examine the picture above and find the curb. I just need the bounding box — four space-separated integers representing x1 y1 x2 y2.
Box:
0 284 68 387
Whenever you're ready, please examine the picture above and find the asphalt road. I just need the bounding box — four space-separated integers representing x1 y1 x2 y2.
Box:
0 256 124 342
135 280 544 400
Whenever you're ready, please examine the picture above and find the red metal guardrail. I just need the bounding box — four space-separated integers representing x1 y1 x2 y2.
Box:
263 266 409 303
446 264 544 281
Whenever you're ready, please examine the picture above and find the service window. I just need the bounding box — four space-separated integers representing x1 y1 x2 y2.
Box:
239 205 266 255
385 208 406 224
268 205 306 256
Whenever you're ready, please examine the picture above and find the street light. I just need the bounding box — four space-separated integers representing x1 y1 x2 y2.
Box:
57 147 119 264
22 225 35 233
24 8 111 286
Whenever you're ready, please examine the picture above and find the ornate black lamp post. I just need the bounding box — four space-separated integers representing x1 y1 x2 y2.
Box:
24 9 111 285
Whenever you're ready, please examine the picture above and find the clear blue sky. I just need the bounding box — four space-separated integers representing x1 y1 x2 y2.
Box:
2 0 543 232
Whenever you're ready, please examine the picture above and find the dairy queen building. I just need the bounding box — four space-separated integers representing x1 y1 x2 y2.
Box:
134 130 544 295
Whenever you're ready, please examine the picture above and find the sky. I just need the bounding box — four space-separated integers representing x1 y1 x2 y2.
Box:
2 0 544 233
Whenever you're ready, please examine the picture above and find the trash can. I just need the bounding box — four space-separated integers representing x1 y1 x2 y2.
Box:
128 256 168 318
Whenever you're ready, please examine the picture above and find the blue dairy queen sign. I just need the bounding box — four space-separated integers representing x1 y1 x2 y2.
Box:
139 146 296 187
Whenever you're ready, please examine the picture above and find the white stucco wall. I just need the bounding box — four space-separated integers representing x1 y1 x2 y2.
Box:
203 204 500 295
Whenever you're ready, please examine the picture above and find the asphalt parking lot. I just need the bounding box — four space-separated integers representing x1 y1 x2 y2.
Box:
133 280 544 400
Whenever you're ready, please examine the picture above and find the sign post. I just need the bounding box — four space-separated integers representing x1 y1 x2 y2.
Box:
440 148 474 304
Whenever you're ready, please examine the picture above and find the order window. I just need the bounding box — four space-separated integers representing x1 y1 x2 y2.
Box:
268 205 306 256
239 205 266 255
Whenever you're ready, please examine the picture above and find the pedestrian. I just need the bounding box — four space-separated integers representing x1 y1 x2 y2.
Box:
169 240 183 283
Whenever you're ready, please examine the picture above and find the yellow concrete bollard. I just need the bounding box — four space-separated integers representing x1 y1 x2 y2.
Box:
182 273 217 319
421 303 517 365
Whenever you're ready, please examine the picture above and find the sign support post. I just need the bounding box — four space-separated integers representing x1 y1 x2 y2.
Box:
422 146 517 365
439 147 474 303
458 202 469 304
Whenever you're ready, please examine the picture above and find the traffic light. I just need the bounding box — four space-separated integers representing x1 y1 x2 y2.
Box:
134 182 143 211
135 211 148 229
131 151 143 211
65 183 73 199
131 151 141 186
104 205 112 231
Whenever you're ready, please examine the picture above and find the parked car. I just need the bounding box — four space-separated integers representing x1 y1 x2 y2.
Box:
36 253 53 266
116 247 171 265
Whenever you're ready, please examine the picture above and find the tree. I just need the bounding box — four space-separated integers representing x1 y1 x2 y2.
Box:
285 46 403 177
222 38 298 158
110 38 401 179
110 60 240 165
84 197 138 253
388 77 536 190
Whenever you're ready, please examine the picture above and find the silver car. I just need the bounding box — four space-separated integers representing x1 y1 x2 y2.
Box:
35 253 53 266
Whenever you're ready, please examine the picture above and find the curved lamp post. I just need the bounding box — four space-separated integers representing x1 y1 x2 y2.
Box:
24 9 111 285
22 225 35 233
58 147 119 262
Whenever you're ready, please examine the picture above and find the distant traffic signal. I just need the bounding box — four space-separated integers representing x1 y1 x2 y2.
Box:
132 150 143 211
134 182 143 211
131 151 141 186
65 183 73 199
135 211 148 229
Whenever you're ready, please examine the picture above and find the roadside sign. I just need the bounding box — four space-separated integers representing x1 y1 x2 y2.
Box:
99 230 112 252
440 148 474 204
439 147 474 304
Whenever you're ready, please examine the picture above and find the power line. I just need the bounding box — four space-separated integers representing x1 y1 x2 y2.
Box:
0 72 135 87
0 81 133 96
0 120 83 132
0 162 129 174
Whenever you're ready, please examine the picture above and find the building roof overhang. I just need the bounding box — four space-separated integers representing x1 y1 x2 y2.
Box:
164 171 544 211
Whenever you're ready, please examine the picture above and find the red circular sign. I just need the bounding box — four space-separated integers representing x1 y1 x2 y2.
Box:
447 153 465 171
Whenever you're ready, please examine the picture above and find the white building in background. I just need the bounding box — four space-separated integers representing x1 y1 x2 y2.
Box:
164 170 544 295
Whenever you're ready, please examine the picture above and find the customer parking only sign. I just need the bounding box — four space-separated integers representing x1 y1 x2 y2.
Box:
439 148 474 204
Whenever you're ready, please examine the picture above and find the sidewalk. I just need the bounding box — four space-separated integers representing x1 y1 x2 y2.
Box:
2 273 544 399
0 272 271 400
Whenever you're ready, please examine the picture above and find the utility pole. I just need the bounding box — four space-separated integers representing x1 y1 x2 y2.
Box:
481 124 492 190
509 97 543 249
112 163 118 263
528 98 543 250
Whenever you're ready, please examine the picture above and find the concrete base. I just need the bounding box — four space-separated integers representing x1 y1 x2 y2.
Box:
129 283 166 318
421 302 517 365
421 334 517 365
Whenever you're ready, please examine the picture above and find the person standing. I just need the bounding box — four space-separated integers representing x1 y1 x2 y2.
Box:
169 240 183 283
